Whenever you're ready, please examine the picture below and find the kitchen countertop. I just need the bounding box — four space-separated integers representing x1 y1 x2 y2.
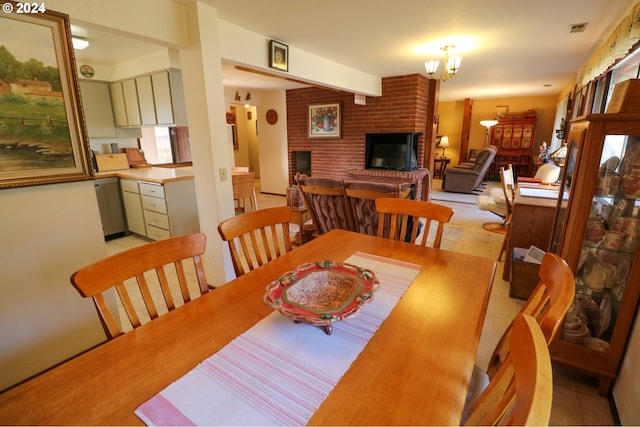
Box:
95 166 194 184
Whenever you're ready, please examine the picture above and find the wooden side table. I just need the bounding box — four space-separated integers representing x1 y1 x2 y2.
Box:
433 157 450 179
289 206 314 245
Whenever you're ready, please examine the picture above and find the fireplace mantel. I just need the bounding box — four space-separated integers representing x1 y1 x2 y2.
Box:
345 168 431 201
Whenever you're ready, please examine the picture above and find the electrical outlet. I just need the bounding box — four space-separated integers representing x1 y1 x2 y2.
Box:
219 167 228 181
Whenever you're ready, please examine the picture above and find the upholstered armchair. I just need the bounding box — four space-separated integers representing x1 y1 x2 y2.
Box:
442 145 498 193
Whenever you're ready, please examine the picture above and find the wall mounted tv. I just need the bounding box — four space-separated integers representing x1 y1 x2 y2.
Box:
365 132 420 171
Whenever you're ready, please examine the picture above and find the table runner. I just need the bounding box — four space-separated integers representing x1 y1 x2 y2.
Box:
135 251 421 426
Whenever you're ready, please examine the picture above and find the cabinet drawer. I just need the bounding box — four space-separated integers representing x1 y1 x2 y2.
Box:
120 179 139 193
146 224 171 241
142 195 167 214
144 210 170 230
139 182 165 198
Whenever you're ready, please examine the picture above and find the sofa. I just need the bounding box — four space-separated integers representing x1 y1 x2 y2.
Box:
442 145 498 193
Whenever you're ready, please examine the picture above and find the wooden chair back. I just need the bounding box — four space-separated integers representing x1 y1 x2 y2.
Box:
500 164 516 213
487 252 575 378
232 172 257 212
296 174 351 234
463 313 553 426
497 164 515 261
343 179 413 236
375 198 454 248
70 233 211 339
217 206 293 277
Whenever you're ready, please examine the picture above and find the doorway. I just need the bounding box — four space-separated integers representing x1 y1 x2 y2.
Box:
230 103 260 178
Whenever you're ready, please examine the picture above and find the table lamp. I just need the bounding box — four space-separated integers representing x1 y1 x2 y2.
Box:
439 135 450 158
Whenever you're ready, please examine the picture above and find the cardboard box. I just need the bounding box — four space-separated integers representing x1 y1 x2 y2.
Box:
510 247 541 300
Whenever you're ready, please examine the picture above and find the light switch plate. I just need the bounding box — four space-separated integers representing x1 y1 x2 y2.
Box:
219 167 228 181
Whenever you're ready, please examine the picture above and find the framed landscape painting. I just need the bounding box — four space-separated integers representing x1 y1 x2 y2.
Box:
308 102 341 138
0 2 92 189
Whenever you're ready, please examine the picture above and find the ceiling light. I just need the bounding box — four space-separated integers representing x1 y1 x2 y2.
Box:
72 37 89 50
425 45 461 81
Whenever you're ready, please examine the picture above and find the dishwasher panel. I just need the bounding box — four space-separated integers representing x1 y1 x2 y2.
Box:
95 177 126 238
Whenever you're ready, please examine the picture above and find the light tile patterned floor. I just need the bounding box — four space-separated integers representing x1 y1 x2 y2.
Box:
106 178 615 425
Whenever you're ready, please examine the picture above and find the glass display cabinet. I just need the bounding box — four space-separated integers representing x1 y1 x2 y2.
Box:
550 85 640 395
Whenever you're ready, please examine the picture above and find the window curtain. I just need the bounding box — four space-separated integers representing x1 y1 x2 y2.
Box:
579 1 640 85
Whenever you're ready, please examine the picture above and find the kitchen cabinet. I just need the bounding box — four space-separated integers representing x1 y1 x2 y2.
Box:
135 75 157 125
120 178 146 236
109 70 187 128
109 81 128 127
122 79 142 126
549 101 640 396
79 80 117 138
120 177 199 240
139 179 199 240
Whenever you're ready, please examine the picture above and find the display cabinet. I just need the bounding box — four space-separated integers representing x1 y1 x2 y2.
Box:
487 110 537 178
550 103 640 395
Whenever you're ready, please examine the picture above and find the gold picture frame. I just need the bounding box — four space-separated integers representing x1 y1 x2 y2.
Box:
0 2 92 189
269 39 289 72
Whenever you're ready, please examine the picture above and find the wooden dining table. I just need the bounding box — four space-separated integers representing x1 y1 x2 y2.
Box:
0 229 495 426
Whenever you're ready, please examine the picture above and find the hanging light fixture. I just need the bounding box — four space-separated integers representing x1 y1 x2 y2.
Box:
425 45 462 81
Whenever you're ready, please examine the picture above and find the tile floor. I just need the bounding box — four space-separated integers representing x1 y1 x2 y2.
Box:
106 178 616 426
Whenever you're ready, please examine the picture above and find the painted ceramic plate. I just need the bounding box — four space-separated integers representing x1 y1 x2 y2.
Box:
263 260 379 334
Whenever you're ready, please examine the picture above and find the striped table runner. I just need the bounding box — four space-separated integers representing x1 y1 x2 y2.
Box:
135 251 422 426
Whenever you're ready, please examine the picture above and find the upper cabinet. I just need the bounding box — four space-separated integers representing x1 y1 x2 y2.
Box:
79 80 117 138
109 69 187 128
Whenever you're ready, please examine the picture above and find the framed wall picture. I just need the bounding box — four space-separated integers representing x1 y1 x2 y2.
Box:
0 2 92 189
269 40 289 72
308 102 341 138
495 105 509 120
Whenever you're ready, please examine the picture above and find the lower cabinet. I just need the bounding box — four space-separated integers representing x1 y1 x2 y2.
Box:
120 179 147 236
121 178 199 240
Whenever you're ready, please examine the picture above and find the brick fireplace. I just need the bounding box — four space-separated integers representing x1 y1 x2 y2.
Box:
286 74 436 191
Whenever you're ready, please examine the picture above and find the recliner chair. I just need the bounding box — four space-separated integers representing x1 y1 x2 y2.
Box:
442 145 498 193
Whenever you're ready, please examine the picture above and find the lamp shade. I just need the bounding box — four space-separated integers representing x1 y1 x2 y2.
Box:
480 120 499 128
440 136 450 147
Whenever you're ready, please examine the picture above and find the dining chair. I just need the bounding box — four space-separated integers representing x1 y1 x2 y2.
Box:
463 252 574 418
462 313 553 426
375 198 454 248
232 171 258 213
343 179 413 236
497 165 516 261
296 173 351 235
477 163 513 236
70 233 211 339
217 206 293 277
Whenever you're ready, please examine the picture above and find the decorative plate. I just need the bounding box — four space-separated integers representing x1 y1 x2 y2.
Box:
263 260 379 335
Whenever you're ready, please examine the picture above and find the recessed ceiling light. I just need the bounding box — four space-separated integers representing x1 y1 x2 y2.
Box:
569 22 588 33
72 37 89 50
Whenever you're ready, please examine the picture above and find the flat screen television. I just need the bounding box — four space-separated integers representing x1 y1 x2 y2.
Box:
365 132 419 171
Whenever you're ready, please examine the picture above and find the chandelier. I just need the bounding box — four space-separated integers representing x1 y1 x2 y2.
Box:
425 45 462 81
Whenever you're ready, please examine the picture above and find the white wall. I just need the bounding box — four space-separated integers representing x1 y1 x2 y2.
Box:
613 311 640 425
257 91 289 195
0 181 108 391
